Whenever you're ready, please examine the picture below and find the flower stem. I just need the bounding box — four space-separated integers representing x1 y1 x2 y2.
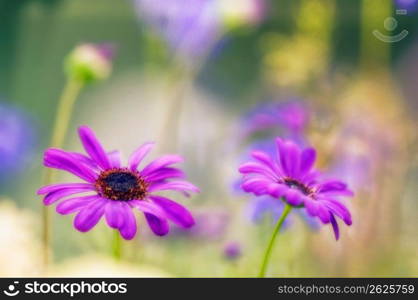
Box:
42 77 84 270
258 204 292 278
112 230 122 260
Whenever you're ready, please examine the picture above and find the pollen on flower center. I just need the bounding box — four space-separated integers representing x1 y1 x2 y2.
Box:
283 178 312 196
95 168 148 201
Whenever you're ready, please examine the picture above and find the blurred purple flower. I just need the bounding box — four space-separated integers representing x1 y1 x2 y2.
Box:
223 241 242 260
134 0 221 58
239 138 353 240
240 99 311 143
0 102 35 181
395 0 417 11
170 209 230 241
247 194 319 229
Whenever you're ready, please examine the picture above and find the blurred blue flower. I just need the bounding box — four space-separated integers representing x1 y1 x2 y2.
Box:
0 102 35 182
239 99 311 145
134 0 221 59
223 241 242 260
170 210 230 241
247 195 319 229
395 0 417 11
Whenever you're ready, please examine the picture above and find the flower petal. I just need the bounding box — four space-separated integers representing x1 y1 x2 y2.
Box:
128 142 155 171
251 150 281 175
150 195 195 228
318 180 354 196
267 183 287 198
322 198 352 225
43 187 94 205
276 138 300 177
56 195 98 215
78 125 111 170
330 213 340 240
148 180 200 194
141 155 184 176
44 148 98 182
238 162 278 180
105 201 126 229
118 203 137 240
145 167 185 182
74 198 106 232
283 189 304 206
37 183 94 195
130 199 167 217
304 198 319 216
108 150 121 168
144 213 169 236
300 148 316 176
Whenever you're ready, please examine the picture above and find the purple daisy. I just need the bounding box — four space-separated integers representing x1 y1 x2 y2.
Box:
238 138 353 240
134 0 220 58
37 125 199 240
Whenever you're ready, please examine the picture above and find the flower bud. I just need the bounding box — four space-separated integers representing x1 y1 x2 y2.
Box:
65 43 115 83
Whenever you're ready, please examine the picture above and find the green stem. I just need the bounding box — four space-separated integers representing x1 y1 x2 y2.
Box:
258 204 292 278
42 77 84 270
112 230 122 260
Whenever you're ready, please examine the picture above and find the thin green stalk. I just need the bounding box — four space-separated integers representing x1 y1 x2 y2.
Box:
42 78 84 269
258 204 292 278
112 230 122 260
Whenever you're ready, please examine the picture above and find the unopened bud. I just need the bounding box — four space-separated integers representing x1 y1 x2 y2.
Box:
65 43 115 83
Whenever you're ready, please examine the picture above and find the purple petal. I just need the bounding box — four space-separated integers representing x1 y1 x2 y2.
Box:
141 155 184 176
299 148 316 176
283 189 304 206
43 187 94 205
318 180 353 196
78 125 111 170
276 138 300 177
251 150 281 175
69 152 99 170
304 198 319 216
37 183 94 195
150 195 195 228
128 142 155 171
56 195 98 215
241 177 271 195
145 167 185 182
130 199 167 217
119 204 137 240
105 201 126 229
108 150 121 168
317 204 331 223
74 198 106 232
322 198 352 225
238 162 278 180
330 214 340 240
148 180 200 194
267 183 287 198
145 213 169 236
44 148 98 182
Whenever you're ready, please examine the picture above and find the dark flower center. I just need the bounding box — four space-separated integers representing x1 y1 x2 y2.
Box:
283 178 312 196
95 169 148 201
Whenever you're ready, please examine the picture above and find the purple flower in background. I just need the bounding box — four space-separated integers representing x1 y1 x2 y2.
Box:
37 125 199 240
395 0 417 11
134 0 220 58
240 100 310 142
175 210 230 240
0 102 35 181
247 195 319 229
223 241 242 260
239 138 353 240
